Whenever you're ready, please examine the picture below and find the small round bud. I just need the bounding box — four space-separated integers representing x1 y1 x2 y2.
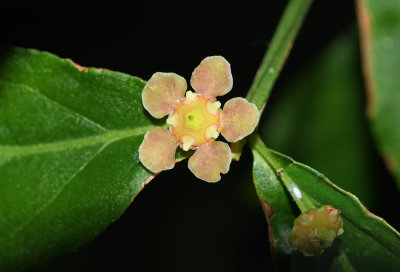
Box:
289 205 344 256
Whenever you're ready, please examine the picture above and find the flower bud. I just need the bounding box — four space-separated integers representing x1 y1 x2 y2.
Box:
289 205 344 256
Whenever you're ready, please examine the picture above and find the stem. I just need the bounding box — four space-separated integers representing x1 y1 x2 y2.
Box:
232 0 312 161
246 0 313 112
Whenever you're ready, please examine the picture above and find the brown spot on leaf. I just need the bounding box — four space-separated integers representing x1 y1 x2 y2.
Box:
261 199 274 219
71 61 89 72
383 152 398 175
356 0 377 117
260 102 267 114
359 201 375 217
260 199 276 263
358 200 400 237
141 173 157 189
71 60 107 72
130 173 159 203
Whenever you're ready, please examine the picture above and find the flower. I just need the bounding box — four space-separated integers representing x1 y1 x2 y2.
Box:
139 56 260 182
289 205 344 256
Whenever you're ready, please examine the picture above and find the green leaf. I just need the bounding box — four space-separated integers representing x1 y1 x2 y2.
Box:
261 30 379 208
250 135 400 271
0 47 155 270
252 147 295 271
356 0 400 188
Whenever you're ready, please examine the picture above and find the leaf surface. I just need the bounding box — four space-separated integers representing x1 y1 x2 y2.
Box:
0 47 155 270
261 30 379 207
357 0 400 188
252 149 295 271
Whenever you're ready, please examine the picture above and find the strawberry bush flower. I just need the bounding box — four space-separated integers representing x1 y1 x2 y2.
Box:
139 56 260 182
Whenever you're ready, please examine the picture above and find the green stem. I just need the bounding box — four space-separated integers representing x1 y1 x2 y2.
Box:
246 0 313 112
231 0 312 161
232 0 312 161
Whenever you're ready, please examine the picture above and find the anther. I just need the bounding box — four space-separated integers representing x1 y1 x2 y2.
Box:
181 135 195 151
205 125 219 139
206 101 221 115
166 114 177 127
185 91 197 102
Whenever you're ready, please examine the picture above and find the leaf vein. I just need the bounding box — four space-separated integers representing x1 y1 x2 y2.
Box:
9 141 110 237
0 126 154 160
28 83 108 132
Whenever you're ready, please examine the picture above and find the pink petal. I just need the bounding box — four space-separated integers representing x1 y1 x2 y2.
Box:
188 141 231 182
220 98 260 142
190 56 233 99
139 128 179 173
142 73 187 118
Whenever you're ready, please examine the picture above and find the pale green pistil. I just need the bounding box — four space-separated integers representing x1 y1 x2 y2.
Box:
184 109 205 130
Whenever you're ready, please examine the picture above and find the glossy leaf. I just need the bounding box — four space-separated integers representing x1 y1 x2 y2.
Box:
252 149 295 271
251 135 400 271
261 30 379 208
356 0 400 188
0 47 157 270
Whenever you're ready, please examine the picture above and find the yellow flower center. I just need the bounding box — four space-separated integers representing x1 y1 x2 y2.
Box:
166 91 221 150
184 108 205 130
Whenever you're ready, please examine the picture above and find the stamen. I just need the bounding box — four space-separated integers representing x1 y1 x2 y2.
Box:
205 125 219 139
166 114 177 127
171 94 221 147
181 135 195 151
206 101 221 115
185 91 197 102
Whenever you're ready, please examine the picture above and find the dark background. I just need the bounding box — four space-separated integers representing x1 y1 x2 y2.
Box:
3 1 396 271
